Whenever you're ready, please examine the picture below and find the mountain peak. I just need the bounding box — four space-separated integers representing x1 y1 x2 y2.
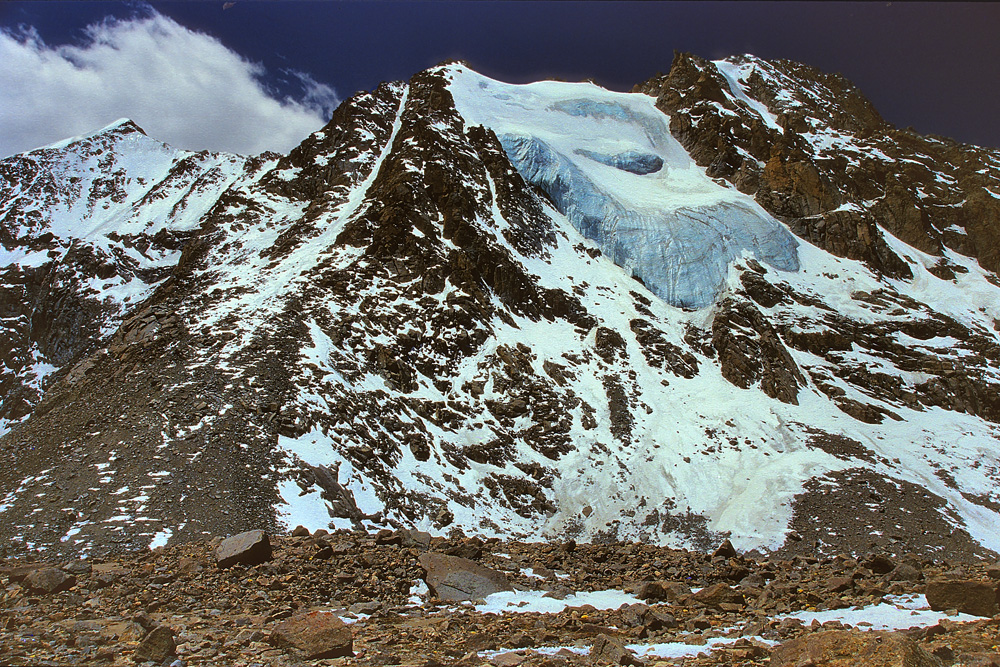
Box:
97 117 147 136
35 117 149 154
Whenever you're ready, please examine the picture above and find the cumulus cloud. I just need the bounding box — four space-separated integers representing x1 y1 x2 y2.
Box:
0 11 339 158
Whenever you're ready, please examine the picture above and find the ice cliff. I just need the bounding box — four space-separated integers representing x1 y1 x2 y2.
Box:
448 66 799 309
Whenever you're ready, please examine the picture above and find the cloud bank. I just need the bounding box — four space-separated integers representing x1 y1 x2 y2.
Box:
0 11 339 158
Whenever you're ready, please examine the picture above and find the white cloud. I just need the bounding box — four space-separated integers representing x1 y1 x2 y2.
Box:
0 11 339 158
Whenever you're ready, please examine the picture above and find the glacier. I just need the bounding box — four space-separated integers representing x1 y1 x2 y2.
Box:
447 67 799 309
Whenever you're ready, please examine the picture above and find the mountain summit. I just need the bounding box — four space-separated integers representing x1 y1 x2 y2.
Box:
1 55 999 561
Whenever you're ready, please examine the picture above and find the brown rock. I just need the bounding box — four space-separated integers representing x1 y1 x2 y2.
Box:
590 634 640 665
862 553 896 575
132 625 176 663
269 611 353 659
291 525 310 537
401 528 432 550
24 567 75 594
712 538 739 559
826 576 854 593
925 579 997 617
418 552 513 601
687 582 745 609
956 653 1000 667
215 529 272 569
769 629 943 667
635 580 691 603
176 557 203 577
888 563 923 582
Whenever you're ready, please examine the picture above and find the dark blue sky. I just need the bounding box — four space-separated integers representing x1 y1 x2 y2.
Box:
3 1 1000 149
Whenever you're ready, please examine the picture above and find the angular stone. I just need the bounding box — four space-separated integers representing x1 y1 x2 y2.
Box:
712 538 738 559
888 563 923 582
132 625 176 663
826 576 853 593
925 579 997 617
418 552 512 601
290 525 310 537
688 582 745 609
25 567 75 594
769 629 943 667
635 580 691 603
61 560 93 576
215 530 272 569
862 553 896 575
269 611 353 659
590 634 640 666
400 528 432 550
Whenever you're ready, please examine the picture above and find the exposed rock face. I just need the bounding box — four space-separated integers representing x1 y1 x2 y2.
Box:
711 297 804 405
635 52 1000 279
0 59 999 561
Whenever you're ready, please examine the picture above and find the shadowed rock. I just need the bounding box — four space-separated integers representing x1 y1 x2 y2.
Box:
25 568 75 594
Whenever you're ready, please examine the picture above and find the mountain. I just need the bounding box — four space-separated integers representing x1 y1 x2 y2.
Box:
1 55 999 562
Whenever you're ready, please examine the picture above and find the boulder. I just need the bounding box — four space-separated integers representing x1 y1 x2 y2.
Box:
268 611 353 659
712 538 738 559
769 629 943 667
132 625 175 663
400 528 432 550
826 575 854 593
418 552 512 601
925 579 997 617
61 560 93 576
25 567 75 594
862 553 896 575
590 634 641 666
635 580 691 603
687 582 745 609
215 530 272 569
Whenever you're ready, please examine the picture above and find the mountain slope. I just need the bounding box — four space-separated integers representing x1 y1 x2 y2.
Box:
0 119 270 430
1 58 999 561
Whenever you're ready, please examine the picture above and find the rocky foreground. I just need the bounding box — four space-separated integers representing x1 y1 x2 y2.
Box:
2 529 1000 667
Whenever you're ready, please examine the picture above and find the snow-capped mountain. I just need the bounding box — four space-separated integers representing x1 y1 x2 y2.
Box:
1 55 999 561
0 119 272 425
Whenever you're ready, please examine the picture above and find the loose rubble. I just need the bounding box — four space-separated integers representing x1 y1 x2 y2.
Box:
2 530 999 666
